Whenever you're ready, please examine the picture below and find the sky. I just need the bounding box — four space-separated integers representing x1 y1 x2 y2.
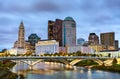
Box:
0 0 120 50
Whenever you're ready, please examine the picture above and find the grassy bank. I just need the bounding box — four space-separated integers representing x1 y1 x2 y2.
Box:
0 67 18 79
92 64 120 73
75 59 120 73
0 60 18 79
75 59 98 66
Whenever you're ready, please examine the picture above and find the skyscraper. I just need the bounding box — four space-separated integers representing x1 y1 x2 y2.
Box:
100 32 115 46
17 21 25 48
115 40 119 50
88 33 99 45
14 21 25 48
62 17 76 46
54 19 63 46
48 20 55 40
48 19 63 46
100 32 115 50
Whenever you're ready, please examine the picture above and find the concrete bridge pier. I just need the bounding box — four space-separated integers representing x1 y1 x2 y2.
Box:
116 58 120 64
65 64 73 69
29 65 33 70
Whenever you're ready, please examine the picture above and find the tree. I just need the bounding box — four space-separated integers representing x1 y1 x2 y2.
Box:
112 58 117 65
76 51 82 56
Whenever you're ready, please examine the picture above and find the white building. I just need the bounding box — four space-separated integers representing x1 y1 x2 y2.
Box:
9 48 26 55
67 45 95 54
98 51 120 57
35 40 59 55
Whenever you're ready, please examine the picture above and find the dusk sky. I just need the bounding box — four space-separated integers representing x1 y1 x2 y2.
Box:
0 0 120 50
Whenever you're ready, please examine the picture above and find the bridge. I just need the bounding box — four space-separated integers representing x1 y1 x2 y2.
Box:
0 56 120 69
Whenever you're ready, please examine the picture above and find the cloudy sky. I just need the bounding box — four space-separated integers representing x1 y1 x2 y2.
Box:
0 0 120 50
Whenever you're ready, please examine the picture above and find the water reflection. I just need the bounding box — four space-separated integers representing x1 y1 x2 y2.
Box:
11 62 120 79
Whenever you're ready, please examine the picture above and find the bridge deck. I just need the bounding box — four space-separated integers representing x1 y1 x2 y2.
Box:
0 56 111 60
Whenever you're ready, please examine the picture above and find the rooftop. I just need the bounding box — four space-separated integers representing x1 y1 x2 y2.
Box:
64 17 74 21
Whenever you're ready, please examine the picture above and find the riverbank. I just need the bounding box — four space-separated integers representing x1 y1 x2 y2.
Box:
92 64 120 73
0 67 18 79
75 59 120 73
0 60 18 79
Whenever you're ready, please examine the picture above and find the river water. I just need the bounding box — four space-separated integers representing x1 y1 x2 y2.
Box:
11 62 120 79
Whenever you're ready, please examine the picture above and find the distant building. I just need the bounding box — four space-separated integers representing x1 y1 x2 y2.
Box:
0 52 6 56
77 38 85 45
14 22 41 54
14 21 26 54
27 34 40 53
100 32 115 50
55 19 63 46
115 40 119 50
89 44 106 52
62 17 76 46
66 45 94 54
100 32 115 46
9 48 26 55
83 41 89 46
88 33 99 45
48 20 55 40
48 19 63 46
35 40 59 55
28 34 40 46
14 21 25 48
59 47 67 54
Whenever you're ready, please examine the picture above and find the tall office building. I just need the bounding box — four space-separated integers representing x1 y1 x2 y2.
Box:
54 19 63 46
48 20 55 40
14 21 25 48
13 21 26 54
115 40 119 50
88 33 99 45
48 19 63 46
62 17 76 46
100 32 115 50
100 32 115 46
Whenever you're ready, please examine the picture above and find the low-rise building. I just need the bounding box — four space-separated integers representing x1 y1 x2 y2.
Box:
66 45 94 54
35 40 59 55
59 47 67 54
89 44 106 52
9 48 26 55
0 52 6 56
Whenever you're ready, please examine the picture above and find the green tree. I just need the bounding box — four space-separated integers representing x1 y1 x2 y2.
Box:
112 58 117 65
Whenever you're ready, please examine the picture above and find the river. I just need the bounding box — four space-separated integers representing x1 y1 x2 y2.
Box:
11 62 120 79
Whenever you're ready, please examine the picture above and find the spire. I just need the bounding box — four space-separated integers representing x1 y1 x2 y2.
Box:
18 21 25 48
19 21 24 29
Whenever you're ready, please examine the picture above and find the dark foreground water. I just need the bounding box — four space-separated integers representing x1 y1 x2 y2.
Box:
11 62 120 79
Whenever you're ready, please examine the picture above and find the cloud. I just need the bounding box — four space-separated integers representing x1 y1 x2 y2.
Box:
32 1 61 12
105 0 120 9
1 0 120 50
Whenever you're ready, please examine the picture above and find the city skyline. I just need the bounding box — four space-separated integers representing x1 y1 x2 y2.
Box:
1 0 120 50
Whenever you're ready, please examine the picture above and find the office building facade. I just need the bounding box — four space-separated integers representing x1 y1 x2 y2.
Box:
62 17 76 46
88 33 99 45
14 21 25 48
35 40 59 55
100 32 115 46
48 19 63 46
100 32 115 50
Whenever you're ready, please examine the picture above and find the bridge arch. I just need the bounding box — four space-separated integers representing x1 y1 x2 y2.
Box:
69 59 104 66
70 59 84 65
